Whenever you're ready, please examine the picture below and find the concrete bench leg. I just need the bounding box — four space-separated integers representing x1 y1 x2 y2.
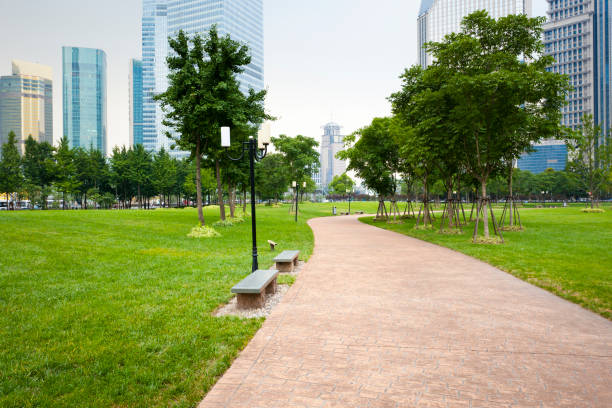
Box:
293 258 299 267
275 261 294 272
265 278 277 294
236 292 265 309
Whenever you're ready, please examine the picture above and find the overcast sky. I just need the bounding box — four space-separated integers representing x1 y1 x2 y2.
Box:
0 0 549 154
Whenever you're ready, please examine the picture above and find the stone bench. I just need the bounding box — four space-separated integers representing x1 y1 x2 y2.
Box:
355 211 364 214
231 269 279 309
274 250 300 272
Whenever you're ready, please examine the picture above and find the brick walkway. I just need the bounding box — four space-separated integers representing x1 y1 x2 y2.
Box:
199 215 612 408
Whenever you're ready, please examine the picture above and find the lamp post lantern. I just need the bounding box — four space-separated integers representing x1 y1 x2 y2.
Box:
222 124 270 272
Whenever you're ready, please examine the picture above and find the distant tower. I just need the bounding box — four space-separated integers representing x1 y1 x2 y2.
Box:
129 59 144 147
319 122 347 191
62 46 107 153
0 60 53 154
418 0 532 68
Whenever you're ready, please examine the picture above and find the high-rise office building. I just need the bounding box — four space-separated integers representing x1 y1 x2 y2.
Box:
319 122 347 191
0 60 53 154
542 0 594 131
142 0 169 153
129 59 144 147
520 0 611 173
168 0 264 94
418 0 532 68
62 47 107 153
140 0 264 156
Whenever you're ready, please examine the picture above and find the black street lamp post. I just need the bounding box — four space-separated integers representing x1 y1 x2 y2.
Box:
222 126 269 272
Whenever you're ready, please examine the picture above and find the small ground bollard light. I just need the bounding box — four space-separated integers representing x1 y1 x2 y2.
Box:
222 124 271 272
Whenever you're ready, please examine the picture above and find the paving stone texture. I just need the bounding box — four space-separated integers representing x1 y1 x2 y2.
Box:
199 215 612 408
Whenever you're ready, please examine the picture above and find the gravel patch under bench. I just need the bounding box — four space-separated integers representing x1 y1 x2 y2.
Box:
214 260 305 318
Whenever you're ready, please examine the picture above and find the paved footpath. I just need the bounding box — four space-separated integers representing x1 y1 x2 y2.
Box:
199 215 612 408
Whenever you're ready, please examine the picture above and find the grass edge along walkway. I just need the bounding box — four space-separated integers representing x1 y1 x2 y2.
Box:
360 206 612 320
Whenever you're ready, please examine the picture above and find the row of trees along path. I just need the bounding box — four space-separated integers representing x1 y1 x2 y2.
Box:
340 11 571 242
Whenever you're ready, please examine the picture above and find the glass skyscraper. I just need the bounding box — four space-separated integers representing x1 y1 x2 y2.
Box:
62 47 107 153
139 0 264 156
0 60 53 154
168 0 264 94
142 0 170 153
129 59 144 146
418 0 532 68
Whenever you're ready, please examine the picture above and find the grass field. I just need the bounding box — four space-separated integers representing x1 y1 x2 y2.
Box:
0 205 340 408
360 205 612 319
1 201 610 407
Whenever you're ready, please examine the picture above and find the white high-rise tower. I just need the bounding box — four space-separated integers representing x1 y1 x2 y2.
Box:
418 0 533 68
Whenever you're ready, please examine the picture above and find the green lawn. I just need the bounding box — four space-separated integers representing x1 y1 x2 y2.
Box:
2 202 609 407
0 205 335 408
360 205 612 319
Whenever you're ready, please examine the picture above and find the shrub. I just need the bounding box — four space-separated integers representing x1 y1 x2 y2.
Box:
581 208 605 213
187 225 221 238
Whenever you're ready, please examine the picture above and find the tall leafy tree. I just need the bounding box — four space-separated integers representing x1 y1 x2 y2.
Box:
568 114 611 208
152 148 176 207
128 144 153 209
271 135 320 185
328 173 355 195
23 136 56 209
255 153 289 203
155 26 269 225
54 137 81 209
0 131 23 210
337 118 399 213
416 11 569 237
109 146 134 208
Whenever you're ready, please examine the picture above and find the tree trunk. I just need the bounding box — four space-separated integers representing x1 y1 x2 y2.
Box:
229 184 236 218
423 173 430 225
481 179 489 238
215 159 226 221
195 140 205 225
243 188 247 214
508 165 514 226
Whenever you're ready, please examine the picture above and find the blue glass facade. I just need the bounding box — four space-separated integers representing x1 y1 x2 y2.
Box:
167 0 264 95
142 0 169 153
517 144 568 173
129 59 144 146
62 47 107 153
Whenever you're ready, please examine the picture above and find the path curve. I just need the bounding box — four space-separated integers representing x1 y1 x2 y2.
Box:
199 215 612 408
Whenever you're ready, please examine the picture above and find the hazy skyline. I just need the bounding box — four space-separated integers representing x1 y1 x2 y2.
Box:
0 0 548 155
